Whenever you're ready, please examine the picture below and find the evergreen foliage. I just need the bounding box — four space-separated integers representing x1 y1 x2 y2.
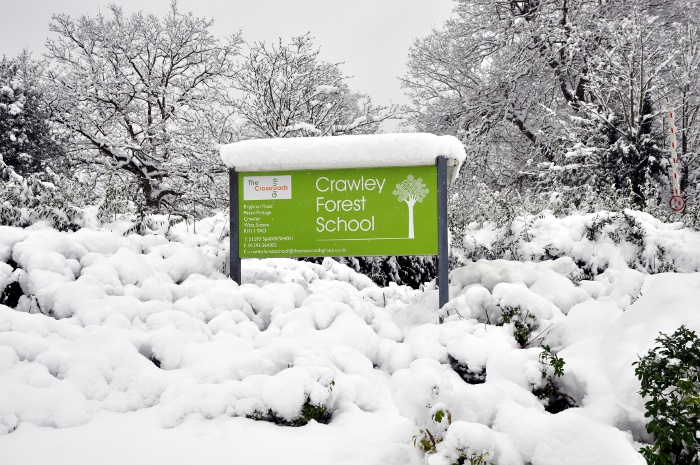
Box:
0 53 66 178
247 396 333 427
497 305 537 348
304 255 436 290
247 380 335 427
634 326 700 465
0 156 82 231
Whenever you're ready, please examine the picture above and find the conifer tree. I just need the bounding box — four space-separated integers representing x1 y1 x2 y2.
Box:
0 53 66 178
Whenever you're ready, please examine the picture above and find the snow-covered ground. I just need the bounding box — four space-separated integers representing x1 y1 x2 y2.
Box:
1 215 699 464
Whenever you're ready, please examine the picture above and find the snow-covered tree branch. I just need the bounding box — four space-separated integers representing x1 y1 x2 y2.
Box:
0 52 66 178
228 34 401 139
404 0 700 207
43 2 242 211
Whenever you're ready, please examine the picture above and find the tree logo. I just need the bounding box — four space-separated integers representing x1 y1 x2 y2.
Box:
393 175 429 239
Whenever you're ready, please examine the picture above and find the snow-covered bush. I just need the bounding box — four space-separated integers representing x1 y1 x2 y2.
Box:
392 359 456 454
0 223 677 464
246 379 336 427
306 254 436 289
0 158 191 238
453 207 700 277
496 305 537 348
429 422 519 465
0 157 83 231
449 180 698 254
532 345 574 414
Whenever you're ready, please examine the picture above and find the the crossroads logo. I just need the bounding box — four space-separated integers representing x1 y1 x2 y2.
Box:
243 175 292 200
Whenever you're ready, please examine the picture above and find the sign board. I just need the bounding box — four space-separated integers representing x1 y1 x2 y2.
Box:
669 195 686 212
238 165 438 258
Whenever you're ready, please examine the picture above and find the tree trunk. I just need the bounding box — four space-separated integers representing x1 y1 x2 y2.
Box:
408 200 416 239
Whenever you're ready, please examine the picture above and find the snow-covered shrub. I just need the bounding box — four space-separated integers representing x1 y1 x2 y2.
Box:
0 259 24 310
496 305 537 348
392 359 455 454
0 155 182 236
0 157 83 231
412 405 452 453
634 326 700 465
305 254 436 289
454 210 700 276
449 180 700 262
448 354 486 385
247 380 335 427
0 222 675 463
96 173 130 223
453 451 494 465
427 421 522 465
533 345 574 414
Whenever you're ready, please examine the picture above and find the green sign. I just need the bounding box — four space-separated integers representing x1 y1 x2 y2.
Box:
239 165 438 257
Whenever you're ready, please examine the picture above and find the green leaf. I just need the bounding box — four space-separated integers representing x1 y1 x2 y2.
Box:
434 410 445 423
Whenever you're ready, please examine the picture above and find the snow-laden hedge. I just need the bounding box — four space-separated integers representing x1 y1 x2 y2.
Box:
455 209 700 277
3 220 700 464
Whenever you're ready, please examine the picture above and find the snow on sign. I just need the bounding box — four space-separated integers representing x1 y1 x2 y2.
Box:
220 133 465 181
221 134 466 255
238 165 438 258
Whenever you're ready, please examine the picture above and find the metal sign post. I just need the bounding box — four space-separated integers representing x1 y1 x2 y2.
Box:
229 161 451 319
437 156 449 321
229 168 242 285
227 149 457 327
222 134 465 320
668 110 686 212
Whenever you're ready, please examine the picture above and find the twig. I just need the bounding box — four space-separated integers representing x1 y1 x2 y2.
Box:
526 322 554 348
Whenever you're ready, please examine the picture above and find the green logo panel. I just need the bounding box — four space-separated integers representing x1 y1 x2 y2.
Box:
238 165 438 257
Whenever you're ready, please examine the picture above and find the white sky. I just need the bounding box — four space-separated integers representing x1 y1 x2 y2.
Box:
0 0 454 105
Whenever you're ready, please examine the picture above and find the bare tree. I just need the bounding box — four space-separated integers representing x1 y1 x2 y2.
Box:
402 0 602 189
43 2 241 211
404 0 700 205
229 34 400 139
665 0 700 196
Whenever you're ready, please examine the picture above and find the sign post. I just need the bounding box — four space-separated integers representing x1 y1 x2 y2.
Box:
220 133 466 322
437 156 449 316
668 110 686 212
230 162 450 311
229 168 242 284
